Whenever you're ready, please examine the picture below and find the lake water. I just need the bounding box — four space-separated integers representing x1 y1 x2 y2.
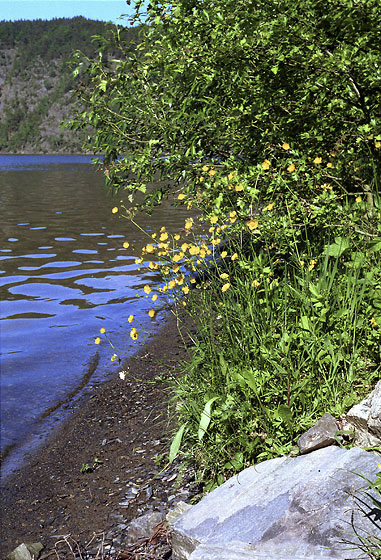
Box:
0 155 189 476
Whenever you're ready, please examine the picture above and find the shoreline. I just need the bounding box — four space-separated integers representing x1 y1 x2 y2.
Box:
0 310 196 558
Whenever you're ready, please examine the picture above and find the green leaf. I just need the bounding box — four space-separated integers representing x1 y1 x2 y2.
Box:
198 397 218 441
169 423 186 463
325 237 350 258
277 404 293 430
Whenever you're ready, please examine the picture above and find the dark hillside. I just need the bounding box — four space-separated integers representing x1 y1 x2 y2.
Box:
0 18 138 153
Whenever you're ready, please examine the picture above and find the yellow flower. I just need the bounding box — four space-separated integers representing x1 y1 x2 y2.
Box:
172 254 181 262
135 257 143 265
178 193 185 200
231 253 238 261
282 143 290 150
189 245 200 256
221 251 227 258
221 283 231 293
228 172 235 180
149 261 159 270
123 242 130 249
181 243 189 252
185 219 193 230
130 327 138 340
199 176 204 182
212 238 221 246
100 327 105 334
370 317 378 326
168 280 176 289
308 259 317 271
326 162 333 168
355 196 362 203
190 277 196 284
174 234 180 241
199 248 206 258
287 163 296 173
220 273 229 279
235 184 244 192
128 314 134 323
262 160 271 170
176 274 185 285
247 219 259 230
300 260 305 266
182 286 189 294
144 284 151 294
161 285 168 293
94 337 101 345
375 141 381 148
151 233 157 239
111 354 118 362
145 244 155 253
148 309 155 318
173 264 180 273
264 203 274 211
112 206 119 213
210 215 218 224
182 300 187 306
209 169 216 176
252 280 260 288
313 157 322 164
202 165 209 172
321 183 333 191
160 232 168 241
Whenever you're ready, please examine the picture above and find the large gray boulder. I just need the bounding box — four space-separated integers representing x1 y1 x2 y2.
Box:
171 446 380 560
345 380 381 447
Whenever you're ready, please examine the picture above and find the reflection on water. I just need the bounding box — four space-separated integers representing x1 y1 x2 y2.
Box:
0 155 189 472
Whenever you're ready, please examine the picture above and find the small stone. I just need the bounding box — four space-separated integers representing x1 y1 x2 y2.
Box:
7 543 44 560
345 380 381 447
297 413 338 454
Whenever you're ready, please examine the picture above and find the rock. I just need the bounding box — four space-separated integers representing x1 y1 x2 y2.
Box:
345 380 381 447
167 501 193 526
125 511 164 544
171 446 379 560
297 413 338 454
7 543 44 560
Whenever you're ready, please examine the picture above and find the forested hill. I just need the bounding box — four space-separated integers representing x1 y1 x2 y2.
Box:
0 18 138 154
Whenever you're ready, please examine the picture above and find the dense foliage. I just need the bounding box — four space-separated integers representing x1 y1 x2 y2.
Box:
80 0 380 506
71 0 380 207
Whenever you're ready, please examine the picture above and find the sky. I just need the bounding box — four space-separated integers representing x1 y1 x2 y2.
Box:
0 1 136 26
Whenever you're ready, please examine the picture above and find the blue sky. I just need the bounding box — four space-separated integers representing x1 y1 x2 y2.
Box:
0 1 136 25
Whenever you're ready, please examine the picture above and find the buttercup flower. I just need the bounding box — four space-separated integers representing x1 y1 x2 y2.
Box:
231 253 238 261
313 157 322 164
152 294 158 301
128 314 134 323
182 286 189 294
375 141 381 148
209 169 216 176
264 203 274 211
178 193 185 200
247 219 259 230
221 251 227 258
100 327 105 334
123 242 130 249
111 354 118 362
168 280 176 289
160 232 168 241
370 317 378 326
148 309 155 318
220 273 229 279
287 163 296 173
202 165 209 172
130 327 138 340
112 207 118 213
185 219 193 230
355 196 362 203
252 280 260 288
282 143 290 150
144 285 151 294
174 234 180 241
145 244 155 253
210 215 218 224
135 257 143 265
94 337 101 345
235 184 244 192
228 172 235 180
262 160 271 170
221 283 230 292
